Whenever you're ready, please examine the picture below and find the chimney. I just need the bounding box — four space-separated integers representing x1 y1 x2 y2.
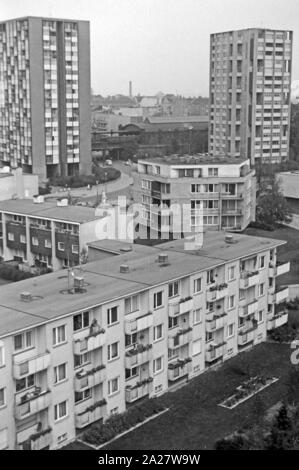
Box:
57 197 68 207
225 234 234 244
158 253 168 264
120 264 130 273
33 194 44 204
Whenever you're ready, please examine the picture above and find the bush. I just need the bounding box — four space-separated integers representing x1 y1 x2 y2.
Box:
50 168 121 188
0 264 35 282
249 221 275 231
82 398 165 446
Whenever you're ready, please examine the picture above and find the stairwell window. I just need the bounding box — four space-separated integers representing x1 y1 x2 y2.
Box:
52 325 66 346
54 363 67 384
259 255 265 269
108 342 119 361
0 388 5 408
108 377 119 396
107 306 118 326
153 356 163 374
193 277 202 294
58 242 65 251
54 400 68 421
153 324 164 342
154 291 163 309
258 283 265 297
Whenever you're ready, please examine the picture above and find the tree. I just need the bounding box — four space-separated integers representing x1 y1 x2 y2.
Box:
266 404 293 450
285 368 299 406
256 175 293 227
290 103 299 161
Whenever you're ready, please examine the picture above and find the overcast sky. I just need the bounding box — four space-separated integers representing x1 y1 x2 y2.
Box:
1 0 298 97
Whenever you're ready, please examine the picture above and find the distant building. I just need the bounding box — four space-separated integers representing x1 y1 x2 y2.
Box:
133 155 256 237
0 230 289 448
0 16 91 180
0 167 38 201
209 28 293 164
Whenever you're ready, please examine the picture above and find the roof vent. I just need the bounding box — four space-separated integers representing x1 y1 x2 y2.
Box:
158 253 168 264
57 198 68 207
20 291 32 302
74 276 84 293
225 234 234 244
33 195 44 204
120 264 130 273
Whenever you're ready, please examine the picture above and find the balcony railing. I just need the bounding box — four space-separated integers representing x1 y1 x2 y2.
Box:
13 351 51 379
238 322 258 346
270 287 289 304
168 327 192 349
125 344 153 368
73 327 106 354
269 261 290 278
125 378 153 403
168 358 192 381
267 310 288 331
205 313 227 332
206 284 228 302
125 312 153 335
75 365 106 391
168 297 193 318
75 399 107 429
205 342 227 362
15 389 51 420
29 427 52 450
239 299 258 318
239 271 259 289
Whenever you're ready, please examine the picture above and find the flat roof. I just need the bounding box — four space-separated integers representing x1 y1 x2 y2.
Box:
139 155 249 166
211 28 293 36
0 16 89 24
0 231 285 338
87 239 148 255
0 199 102 224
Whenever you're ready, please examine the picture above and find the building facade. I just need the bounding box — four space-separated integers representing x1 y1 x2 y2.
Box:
0 197 106 270
0 167 38 201
133 155 256 236
0 16 91 180
0 231 289 449
209 28 293 164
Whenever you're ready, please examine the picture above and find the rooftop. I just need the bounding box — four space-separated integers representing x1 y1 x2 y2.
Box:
0 198 102 224
0 231 285 338
138 154 249 166
144 115 208 124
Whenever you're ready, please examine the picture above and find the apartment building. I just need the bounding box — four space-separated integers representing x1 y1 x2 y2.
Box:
0 16 91 180
0 231 289 449
133 155 256 236
0 196 106 270
209 28 293 164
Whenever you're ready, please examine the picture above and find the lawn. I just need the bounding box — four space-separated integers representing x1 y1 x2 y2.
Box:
243 225 299 286
96 343 294 450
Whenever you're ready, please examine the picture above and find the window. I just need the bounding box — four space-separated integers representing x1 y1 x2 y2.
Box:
169 316 178 329
0 386 6 409
207 269 215 284
258 283 265 297
193 277 202 293
0 345 4 367
108 377 119 396
16 374 35 392
125 367 138 380
228 295 235 310
153 357 163 374
45 239 51 248
73 311 90 331
32 236 38 246
141 179 151 190
193 308 202 324
168 281 179 298
192 339 201 356
110 407 119 415
57 433 68 444
227 323 234 338
20 234 26 244
206 331 213 342
108 342 119 361
75 388 91 403
74 352 90 368
54 401 68 421
8 232 14 241
54 363 67 384
258 310 263 323
52 325 66 346
0 428 8 450
228 266 236 281
154 291 163 309
124 295 139 314
125 333 138 348
72 244 79 254
14 330 34 352
208 167 218 176
153 324 163 342
58 242 65 251
239 289 245 300
259 255 265 269
107 306 118 325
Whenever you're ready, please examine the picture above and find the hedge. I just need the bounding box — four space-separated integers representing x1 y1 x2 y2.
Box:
0 264 35 282
50 167 120 188
82 398 166 446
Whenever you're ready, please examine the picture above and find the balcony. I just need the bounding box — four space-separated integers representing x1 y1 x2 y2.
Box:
221 192 243 199
168 327 192 349
267 310 288 331
75 399 107 429
73 328 106 354
168 358 192 381
238 322 258 346
169 297 193 317
206 284 228 302
29 428 52 450
13 351 51 379
15 389 51 420
205 313 227 332
124 312 153 335
269 261 290 278
125 344 153 368
270 287 289 304
239 299 258 318
239 271 259 289
74 365 106 391
205 342 227 363
125 378 153 403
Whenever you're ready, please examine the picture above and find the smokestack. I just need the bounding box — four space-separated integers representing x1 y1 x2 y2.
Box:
129 81 132 98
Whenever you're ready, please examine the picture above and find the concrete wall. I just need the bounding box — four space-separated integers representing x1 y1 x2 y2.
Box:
0 170 38 201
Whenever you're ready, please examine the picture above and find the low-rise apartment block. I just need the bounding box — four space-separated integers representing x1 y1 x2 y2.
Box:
0 231 289 449
133 155 256 236
0 197 106 270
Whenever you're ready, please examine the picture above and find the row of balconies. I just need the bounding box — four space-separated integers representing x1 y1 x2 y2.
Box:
267 310 289 331
125 378 153 403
